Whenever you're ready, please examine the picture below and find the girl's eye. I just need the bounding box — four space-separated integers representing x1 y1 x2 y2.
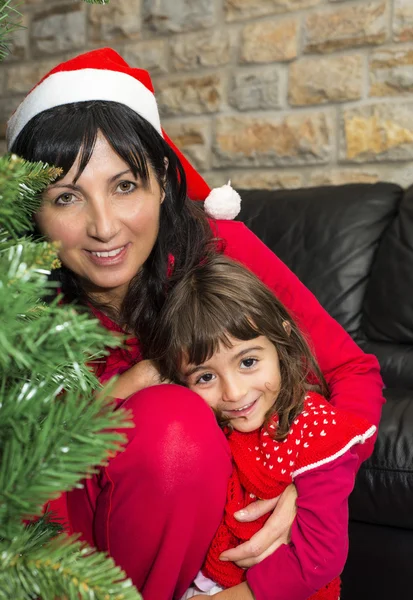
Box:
241 358 257 369
55 192 76 206
117 181 136 194
197 372 215 384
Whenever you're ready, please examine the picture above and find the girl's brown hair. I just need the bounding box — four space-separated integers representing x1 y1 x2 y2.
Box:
147 254 329 440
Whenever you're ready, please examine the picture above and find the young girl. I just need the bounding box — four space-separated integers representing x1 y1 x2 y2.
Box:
148 254 376 600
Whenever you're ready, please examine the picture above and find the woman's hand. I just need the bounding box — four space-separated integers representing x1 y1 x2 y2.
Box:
219 484 297 568
108 360 170 400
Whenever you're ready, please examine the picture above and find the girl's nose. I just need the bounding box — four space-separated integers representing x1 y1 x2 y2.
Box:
222 376 248 404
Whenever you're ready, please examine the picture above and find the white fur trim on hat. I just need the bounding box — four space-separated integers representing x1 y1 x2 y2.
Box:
7 68 162 149
204 181 241 220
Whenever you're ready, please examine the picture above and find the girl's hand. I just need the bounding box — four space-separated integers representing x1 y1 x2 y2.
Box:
109 360 169 399
219 484 297 568
192 582 255 599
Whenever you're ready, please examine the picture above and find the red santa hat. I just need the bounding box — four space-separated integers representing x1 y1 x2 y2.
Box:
7 47 241 220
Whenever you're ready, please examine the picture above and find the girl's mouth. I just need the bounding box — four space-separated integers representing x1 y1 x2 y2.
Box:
224 398 258 418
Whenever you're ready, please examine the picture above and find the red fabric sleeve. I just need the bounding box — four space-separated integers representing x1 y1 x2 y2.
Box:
214 220 384 466
247 449 358 600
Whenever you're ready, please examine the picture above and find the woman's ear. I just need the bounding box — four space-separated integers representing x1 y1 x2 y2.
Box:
282 320 292 336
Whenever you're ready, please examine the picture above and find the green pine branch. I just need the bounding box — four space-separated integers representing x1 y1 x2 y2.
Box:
0 383 132 525
0 0 22 62
0 528 140 600
0 154 62 239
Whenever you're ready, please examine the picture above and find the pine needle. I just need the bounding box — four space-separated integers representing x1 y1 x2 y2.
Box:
0 0 23 61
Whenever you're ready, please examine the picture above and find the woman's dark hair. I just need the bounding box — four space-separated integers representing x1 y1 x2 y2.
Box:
11 100 212 347
147 255 329 440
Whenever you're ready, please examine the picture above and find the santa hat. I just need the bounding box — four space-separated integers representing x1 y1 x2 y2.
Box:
7 48 241 220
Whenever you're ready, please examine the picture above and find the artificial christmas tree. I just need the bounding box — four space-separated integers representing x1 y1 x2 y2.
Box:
0 2 141 599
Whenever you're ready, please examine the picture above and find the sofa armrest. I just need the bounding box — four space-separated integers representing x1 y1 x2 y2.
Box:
349 388 413 529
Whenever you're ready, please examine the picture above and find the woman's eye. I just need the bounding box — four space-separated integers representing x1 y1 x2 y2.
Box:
117 181 136 194
197 373 215 384
55 193 75 205
241 358 257 369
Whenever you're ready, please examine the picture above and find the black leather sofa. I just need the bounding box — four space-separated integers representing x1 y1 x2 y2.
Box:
236 183 413 600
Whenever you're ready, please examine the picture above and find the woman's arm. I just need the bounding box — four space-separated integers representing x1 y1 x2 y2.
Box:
246 450 357 600
102 359 167 400
215 220 384 465
219 484 297 567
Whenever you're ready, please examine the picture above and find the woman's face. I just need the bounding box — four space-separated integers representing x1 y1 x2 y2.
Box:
36 133 164 306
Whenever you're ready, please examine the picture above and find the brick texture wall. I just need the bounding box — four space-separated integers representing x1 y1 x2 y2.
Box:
2 0 413 189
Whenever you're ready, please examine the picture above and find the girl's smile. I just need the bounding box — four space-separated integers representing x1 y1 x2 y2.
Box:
182 335 282 433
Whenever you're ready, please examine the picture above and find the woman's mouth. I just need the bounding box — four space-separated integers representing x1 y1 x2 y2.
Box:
86 244 129 265
224 399 258 418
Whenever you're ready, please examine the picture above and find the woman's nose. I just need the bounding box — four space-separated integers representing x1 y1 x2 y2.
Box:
86 201 119 242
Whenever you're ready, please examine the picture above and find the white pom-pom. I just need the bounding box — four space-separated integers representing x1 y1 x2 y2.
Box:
204 180 241 220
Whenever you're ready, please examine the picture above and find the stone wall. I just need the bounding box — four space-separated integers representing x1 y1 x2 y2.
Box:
2 0 413 189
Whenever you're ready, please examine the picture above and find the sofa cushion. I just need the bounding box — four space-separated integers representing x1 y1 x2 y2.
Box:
237 183 402 336
349 388 413 529
358 339 413 389
363 184 413 345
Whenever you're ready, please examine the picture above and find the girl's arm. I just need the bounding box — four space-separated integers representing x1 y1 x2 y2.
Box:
216 220 384 466
246 450 357 600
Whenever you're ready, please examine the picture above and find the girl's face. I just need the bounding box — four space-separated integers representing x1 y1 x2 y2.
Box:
181 334 281 433
36 133 164 307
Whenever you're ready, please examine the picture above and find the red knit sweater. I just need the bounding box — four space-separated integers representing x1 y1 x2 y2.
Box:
203 391 375 599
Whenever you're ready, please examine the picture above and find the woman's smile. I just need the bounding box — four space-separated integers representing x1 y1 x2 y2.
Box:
85 243 130 266
36 133 164 308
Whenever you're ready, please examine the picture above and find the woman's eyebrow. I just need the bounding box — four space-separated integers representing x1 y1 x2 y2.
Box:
108 169 134 183
49 169 134 190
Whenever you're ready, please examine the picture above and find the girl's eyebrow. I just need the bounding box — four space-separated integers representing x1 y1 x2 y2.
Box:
49 169 133 190
183 345 265 377
232 346 264 361
183 364 205 378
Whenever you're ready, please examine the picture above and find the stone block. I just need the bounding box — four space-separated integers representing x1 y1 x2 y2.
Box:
163 120 211 170
31 3 86 56
224 0 321 22
213 112 333 168
156 75 223 117
230 170 302 189
309 169 380 186
143 0 215 33
122 40 168 75
0 96 24 140
170 30 232 72
6 59 57 94
289 55 363 105
89 0 141 42
241 18 298 63
229 67 281 111
0 138 7 155
393 0 413 42
370 47 413 96
340 102 413 162
0 68 6 95
304 2 387 53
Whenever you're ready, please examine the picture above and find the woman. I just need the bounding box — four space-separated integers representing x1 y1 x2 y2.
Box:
7 48 384 600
